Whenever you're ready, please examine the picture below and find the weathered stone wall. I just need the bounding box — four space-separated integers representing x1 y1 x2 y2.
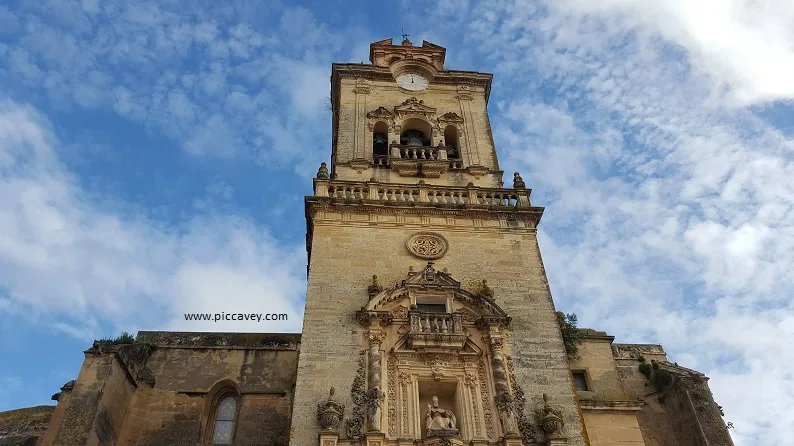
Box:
43 333 299 446
48 352 115 445
659 376 734 446
0 405 53 446
291 207 586 446
581 411 644 446
570 335 627 401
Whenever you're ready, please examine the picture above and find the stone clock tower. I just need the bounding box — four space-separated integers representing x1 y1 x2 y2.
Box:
290 38 584 446
6 36 734 446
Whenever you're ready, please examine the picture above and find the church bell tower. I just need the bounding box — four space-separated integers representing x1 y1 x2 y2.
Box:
290 38 585 446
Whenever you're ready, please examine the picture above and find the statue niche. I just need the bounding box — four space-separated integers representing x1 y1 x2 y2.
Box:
426 395 458 436
355 262 512 442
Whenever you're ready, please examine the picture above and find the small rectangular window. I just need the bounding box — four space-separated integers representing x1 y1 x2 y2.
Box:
417 303 447 313
572 372 589 391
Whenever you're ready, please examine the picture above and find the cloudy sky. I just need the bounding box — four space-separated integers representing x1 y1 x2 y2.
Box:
0 0 792 443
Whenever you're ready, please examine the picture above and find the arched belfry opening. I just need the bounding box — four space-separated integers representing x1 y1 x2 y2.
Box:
372 121 389 157
399 118 433 147
443 125 460 159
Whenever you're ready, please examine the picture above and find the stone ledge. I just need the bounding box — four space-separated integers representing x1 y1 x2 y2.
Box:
611 343 666 360
135 331 301 349
579 400 645 412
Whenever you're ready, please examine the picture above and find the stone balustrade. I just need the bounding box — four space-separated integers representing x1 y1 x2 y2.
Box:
409 311 464 334
407 311 467 350
314 179 532 208
390 144 447 161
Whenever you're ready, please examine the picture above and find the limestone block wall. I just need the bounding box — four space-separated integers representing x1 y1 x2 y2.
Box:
612 344 680 446
290 206 586 445
570 335 628 401
44 352 134 446
44 333 299 446
581 411 645 446
332 73 502 189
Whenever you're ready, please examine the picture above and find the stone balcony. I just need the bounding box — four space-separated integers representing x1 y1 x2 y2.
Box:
313 179 532 209
370 144 465 177
407 311 467 350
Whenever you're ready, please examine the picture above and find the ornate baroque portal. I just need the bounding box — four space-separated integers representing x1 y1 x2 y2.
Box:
349 263 531 445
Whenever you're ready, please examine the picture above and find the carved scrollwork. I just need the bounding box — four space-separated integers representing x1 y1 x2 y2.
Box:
387 357 397 436
347 352 367 440
478 360 495 438
406 232 449 259
507 356 537 442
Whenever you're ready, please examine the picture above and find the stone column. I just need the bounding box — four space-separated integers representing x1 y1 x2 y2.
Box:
353 79 371 160
487 328 520 437
456 86 480 166
367 331 386 433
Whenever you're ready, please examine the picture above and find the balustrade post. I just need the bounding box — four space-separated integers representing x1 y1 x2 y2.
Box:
368 179 379 201
467 183 478 205
390 144 401 158
437 146 448 160
417 181 429 202
515 190 531 207
314 178 329 197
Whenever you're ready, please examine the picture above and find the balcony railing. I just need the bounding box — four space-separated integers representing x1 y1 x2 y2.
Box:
409 311 463 334
314 179 532 208
407 311 467 350
391 144 445 160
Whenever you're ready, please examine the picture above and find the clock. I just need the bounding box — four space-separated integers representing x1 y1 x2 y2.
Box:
396 73 429 91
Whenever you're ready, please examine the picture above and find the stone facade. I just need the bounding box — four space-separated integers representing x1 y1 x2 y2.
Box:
10 38 734 446
0 406 53 446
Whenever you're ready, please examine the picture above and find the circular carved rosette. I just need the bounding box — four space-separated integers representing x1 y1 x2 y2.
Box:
406 232 449 260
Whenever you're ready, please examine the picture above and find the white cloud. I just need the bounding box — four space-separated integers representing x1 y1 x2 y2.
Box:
0 99 305 336
411 1 794 443
553 0 794 106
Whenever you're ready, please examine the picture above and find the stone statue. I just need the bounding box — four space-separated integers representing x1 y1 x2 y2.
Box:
425 396 458 435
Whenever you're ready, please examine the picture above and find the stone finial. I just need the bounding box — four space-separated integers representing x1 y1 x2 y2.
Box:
368 275 383 296
513 172 526 189
536 393 565 437
317 162 330 179
317 387 345 432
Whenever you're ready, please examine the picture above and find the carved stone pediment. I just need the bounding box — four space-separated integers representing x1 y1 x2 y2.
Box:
394 97 437 119
368 106 394 120
403 262 459 289
361 263 509 321
437 111 464 125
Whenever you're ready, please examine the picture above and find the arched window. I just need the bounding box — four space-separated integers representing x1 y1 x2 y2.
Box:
443 126 460 158
372 121 389 157
211 394 238 444
400 118 433 147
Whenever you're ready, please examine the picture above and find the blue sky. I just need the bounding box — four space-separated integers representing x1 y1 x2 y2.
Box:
0 0 792 444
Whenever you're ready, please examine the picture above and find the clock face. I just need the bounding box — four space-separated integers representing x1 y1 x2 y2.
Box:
396 73 429 91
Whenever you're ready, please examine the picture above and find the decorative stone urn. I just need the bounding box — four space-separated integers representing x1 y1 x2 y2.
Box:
317 387 345 432
536 394 564 437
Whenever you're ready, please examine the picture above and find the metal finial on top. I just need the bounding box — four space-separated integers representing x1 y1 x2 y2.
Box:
401 29 412 46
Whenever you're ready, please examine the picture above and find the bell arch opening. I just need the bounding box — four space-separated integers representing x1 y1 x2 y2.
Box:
400 118 433 147
443 125 460 159
372 121 389 157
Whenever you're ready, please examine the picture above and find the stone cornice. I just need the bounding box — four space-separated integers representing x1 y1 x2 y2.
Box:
578 400 645 412
135 331 301 349
305 197 544 226
331 64 493 102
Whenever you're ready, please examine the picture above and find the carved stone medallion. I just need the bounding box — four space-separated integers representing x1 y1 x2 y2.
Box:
406 232 449 260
